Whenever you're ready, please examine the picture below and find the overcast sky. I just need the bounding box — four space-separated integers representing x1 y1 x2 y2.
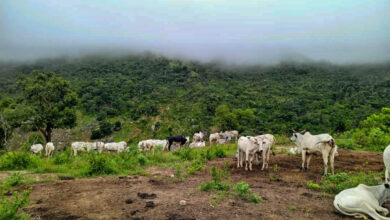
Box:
1 0 389 64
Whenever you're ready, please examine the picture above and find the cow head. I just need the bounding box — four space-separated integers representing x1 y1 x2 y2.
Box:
290 129 306 142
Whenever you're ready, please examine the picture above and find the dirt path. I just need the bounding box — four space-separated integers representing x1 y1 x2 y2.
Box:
24 148 385 220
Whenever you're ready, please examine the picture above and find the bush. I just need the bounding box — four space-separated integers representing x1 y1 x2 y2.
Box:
91 130 102 139
248 194 261 203
85 153 118 176
186 159 205 175
137 154 148 166
53 148 73 165
0 190 30 220
0 152 38 170
233 181 252 198
306 181 321 190
1 173 24 189
199 166 230 192
321 172 380 194
27 133 44 145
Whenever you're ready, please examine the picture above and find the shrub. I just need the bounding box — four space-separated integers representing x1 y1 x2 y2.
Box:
1 173 24 189
233 181 252 198
321 172 380 194
85 153 118 176
91 130 102 139
306 181 321 190
137 154 148 166
53 148 73 165
0 190 31 220
186 159 205 175
0 152 38 170
248 194 261 203
199 166 230 192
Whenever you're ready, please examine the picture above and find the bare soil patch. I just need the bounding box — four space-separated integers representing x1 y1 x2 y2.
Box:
25 148 385 220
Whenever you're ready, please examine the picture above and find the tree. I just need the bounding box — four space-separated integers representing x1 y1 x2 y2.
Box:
18 71 78 142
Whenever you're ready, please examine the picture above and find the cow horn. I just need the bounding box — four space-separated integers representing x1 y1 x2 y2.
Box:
299 129 306 134
292 129 297 133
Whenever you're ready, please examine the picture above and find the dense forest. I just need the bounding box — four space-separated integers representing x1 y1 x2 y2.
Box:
0 54 390 150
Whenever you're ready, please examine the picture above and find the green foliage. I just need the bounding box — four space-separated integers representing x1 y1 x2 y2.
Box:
233 181 252 198
17 71 78 142
136 154 148 166
321 172 381 194
85 153 118 176
290 206 297 211
306 181 321 190
52 148 73 165
0 152 38 170
199 166 230 192
0 190 30 220
91 120 113 139
0 174 31 220
339 108 390 151
248 194 261 203
27 133 44 145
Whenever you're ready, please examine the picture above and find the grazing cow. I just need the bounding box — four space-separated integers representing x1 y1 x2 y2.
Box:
217 138 228 144
237 136 261 171
209 133 221 145
334 183 390 219
45 142 55 157
71 142 104 155
138 139 168 152
30 144 43 154
189 141 206 148
193 132 205 142
290 131 337 176
104 141 128 153
167 135 188 151
226 130 239 142
384 145 390 182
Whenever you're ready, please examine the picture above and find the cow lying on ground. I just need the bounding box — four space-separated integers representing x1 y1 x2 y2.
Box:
189 141 206 148
237 136 261 171
290 131 337 176
167 135 188 151
193 132 205 142
334 183 390 219
30 144 43 154
383 145 390 182
45 142 55 157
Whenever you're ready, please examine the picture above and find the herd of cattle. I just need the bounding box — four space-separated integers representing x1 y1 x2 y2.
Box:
28 129 390 219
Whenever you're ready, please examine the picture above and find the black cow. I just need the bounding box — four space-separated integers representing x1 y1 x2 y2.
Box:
167 135 188 151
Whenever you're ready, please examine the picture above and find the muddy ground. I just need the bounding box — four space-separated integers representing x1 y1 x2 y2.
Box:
22 148 385 220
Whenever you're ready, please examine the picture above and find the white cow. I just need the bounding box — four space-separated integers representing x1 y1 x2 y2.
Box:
384 145 390 182
334 183 390 220
104 141 128 153
257 138 272 170
189 141 206 148
237 136 261 171
290 131 337 176
30 144 43 154
226 130 239 142
193 132 205 142
209 133 221 145
138 139 168 152
45 142 55 157
71 142 105 155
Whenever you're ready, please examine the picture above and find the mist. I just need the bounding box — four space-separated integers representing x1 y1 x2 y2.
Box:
1 0 389 64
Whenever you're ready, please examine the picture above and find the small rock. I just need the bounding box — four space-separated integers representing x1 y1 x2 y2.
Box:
130 210 138 216
125 199 133 204
179 200 186 206
170 174 175 178
36 199 43 204
137 192 156 199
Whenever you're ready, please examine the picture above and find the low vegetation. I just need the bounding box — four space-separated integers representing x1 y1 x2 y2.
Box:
0 144 236 178
0 173 32 220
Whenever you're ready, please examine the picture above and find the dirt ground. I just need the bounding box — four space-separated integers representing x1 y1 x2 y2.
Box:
23 148 386 220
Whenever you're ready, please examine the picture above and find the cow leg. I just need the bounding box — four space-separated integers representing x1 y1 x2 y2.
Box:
261 149 267 170
361 202 390 220
245 151 249 171
301 150 306 171
386 168 390 182
249 153 254 171
322 149 330 177
306 154 312 171
237 149 241 168
329 148 336 175
266 148 271 169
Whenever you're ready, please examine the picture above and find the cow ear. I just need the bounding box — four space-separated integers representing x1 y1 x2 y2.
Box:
385 183 390 188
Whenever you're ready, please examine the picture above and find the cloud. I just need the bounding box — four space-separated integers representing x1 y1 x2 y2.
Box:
1 0 389 63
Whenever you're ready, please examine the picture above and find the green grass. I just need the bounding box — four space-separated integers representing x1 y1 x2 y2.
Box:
306 181 321 190
0 143 237 179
